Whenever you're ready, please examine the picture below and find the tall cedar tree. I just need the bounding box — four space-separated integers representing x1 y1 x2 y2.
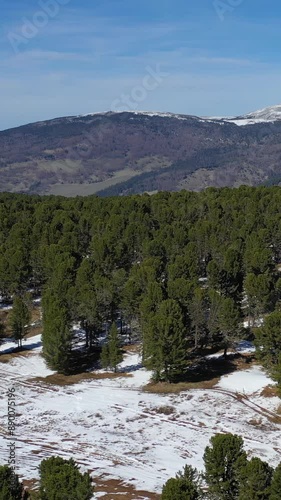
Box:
189 288 207 349
0 465 25 500
39 456 93 500
100 342 110 370
101 322 122 372
161 465 202 500
150 299 187 382
9 296 31 348
77 287 101 350
269 463 281 500
42 290 72 374
218 297 241 357
207 288 222 344
203 433 247 500
244 273 273 325
254 311 281 385
140 281 164 364
0 320 5 346
238 457 273 500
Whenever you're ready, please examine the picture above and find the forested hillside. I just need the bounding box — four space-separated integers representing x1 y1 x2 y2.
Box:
2 110 281 196
1 187 281 386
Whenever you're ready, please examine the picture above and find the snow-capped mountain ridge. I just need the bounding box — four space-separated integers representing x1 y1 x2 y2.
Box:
210 104 281 126
79 105 281 127
80 110 193 120
238 104 281 121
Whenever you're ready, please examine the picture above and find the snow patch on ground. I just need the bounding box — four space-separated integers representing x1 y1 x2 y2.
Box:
217 366 276 394
0 336 280 495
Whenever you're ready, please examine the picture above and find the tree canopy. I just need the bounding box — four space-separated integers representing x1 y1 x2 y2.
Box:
0 187 281 384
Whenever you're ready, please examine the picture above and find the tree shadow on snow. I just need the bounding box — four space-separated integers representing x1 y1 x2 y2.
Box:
119 362 143 373
0 339 42 355
176 353 254 384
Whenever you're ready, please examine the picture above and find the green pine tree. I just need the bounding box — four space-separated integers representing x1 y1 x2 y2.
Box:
100 342 110 369
108 322 123 372
238 457 273 500
162 465 202 500
203 433 247 500
189 287 208 349
140 281 164 368
218 297 241 357
153 299 187 382
269 463 281 500
254 311 281 385
42 290 73 374
9 295 31 348
39 456 93 500
0 465 24 500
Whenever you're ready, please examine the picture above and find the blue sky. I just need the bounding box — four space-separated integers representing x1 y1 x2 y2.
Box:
1 0 281 129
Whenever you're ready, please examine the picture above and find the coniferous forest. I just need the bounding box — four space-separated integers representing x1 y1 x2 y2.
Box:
1 186 281 499
1 186 281 387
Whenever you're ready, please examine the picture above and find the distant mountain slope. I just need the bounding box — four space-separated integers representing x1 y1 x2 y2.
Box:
1 107 281 196
211 104 281 126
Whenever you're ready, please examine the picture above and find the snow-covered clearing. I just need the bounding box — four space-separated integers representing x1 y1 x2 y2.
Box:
217 367 274 394
0 335 280 497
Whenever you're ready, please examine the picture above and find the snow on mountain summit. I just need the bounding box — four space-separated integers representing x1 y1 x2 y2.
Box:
80 110 191 120
222 104 281 126
243 104 281 120
79 106 281 127
43 105 281 129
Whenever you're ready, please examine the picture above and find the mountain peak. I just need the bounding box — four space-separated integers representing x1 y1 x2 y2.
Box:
79 105 281 127
222 104 281 126
242 104 281 121
79 110 192 121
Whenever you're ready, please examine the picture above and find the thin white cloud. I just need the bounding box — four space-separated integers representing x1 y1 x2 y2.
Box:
13 50 93 62
187 56 255 66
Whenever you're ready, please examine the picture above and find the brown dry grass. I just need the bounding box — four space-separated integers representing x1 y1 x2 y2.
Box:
25 476 160 500
31 371 132 387
91 477 160 500
261 385 279 398
122 343 141 354
154 405 175 415
0 349 33 363
143 377 220 394
276 405 281 415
